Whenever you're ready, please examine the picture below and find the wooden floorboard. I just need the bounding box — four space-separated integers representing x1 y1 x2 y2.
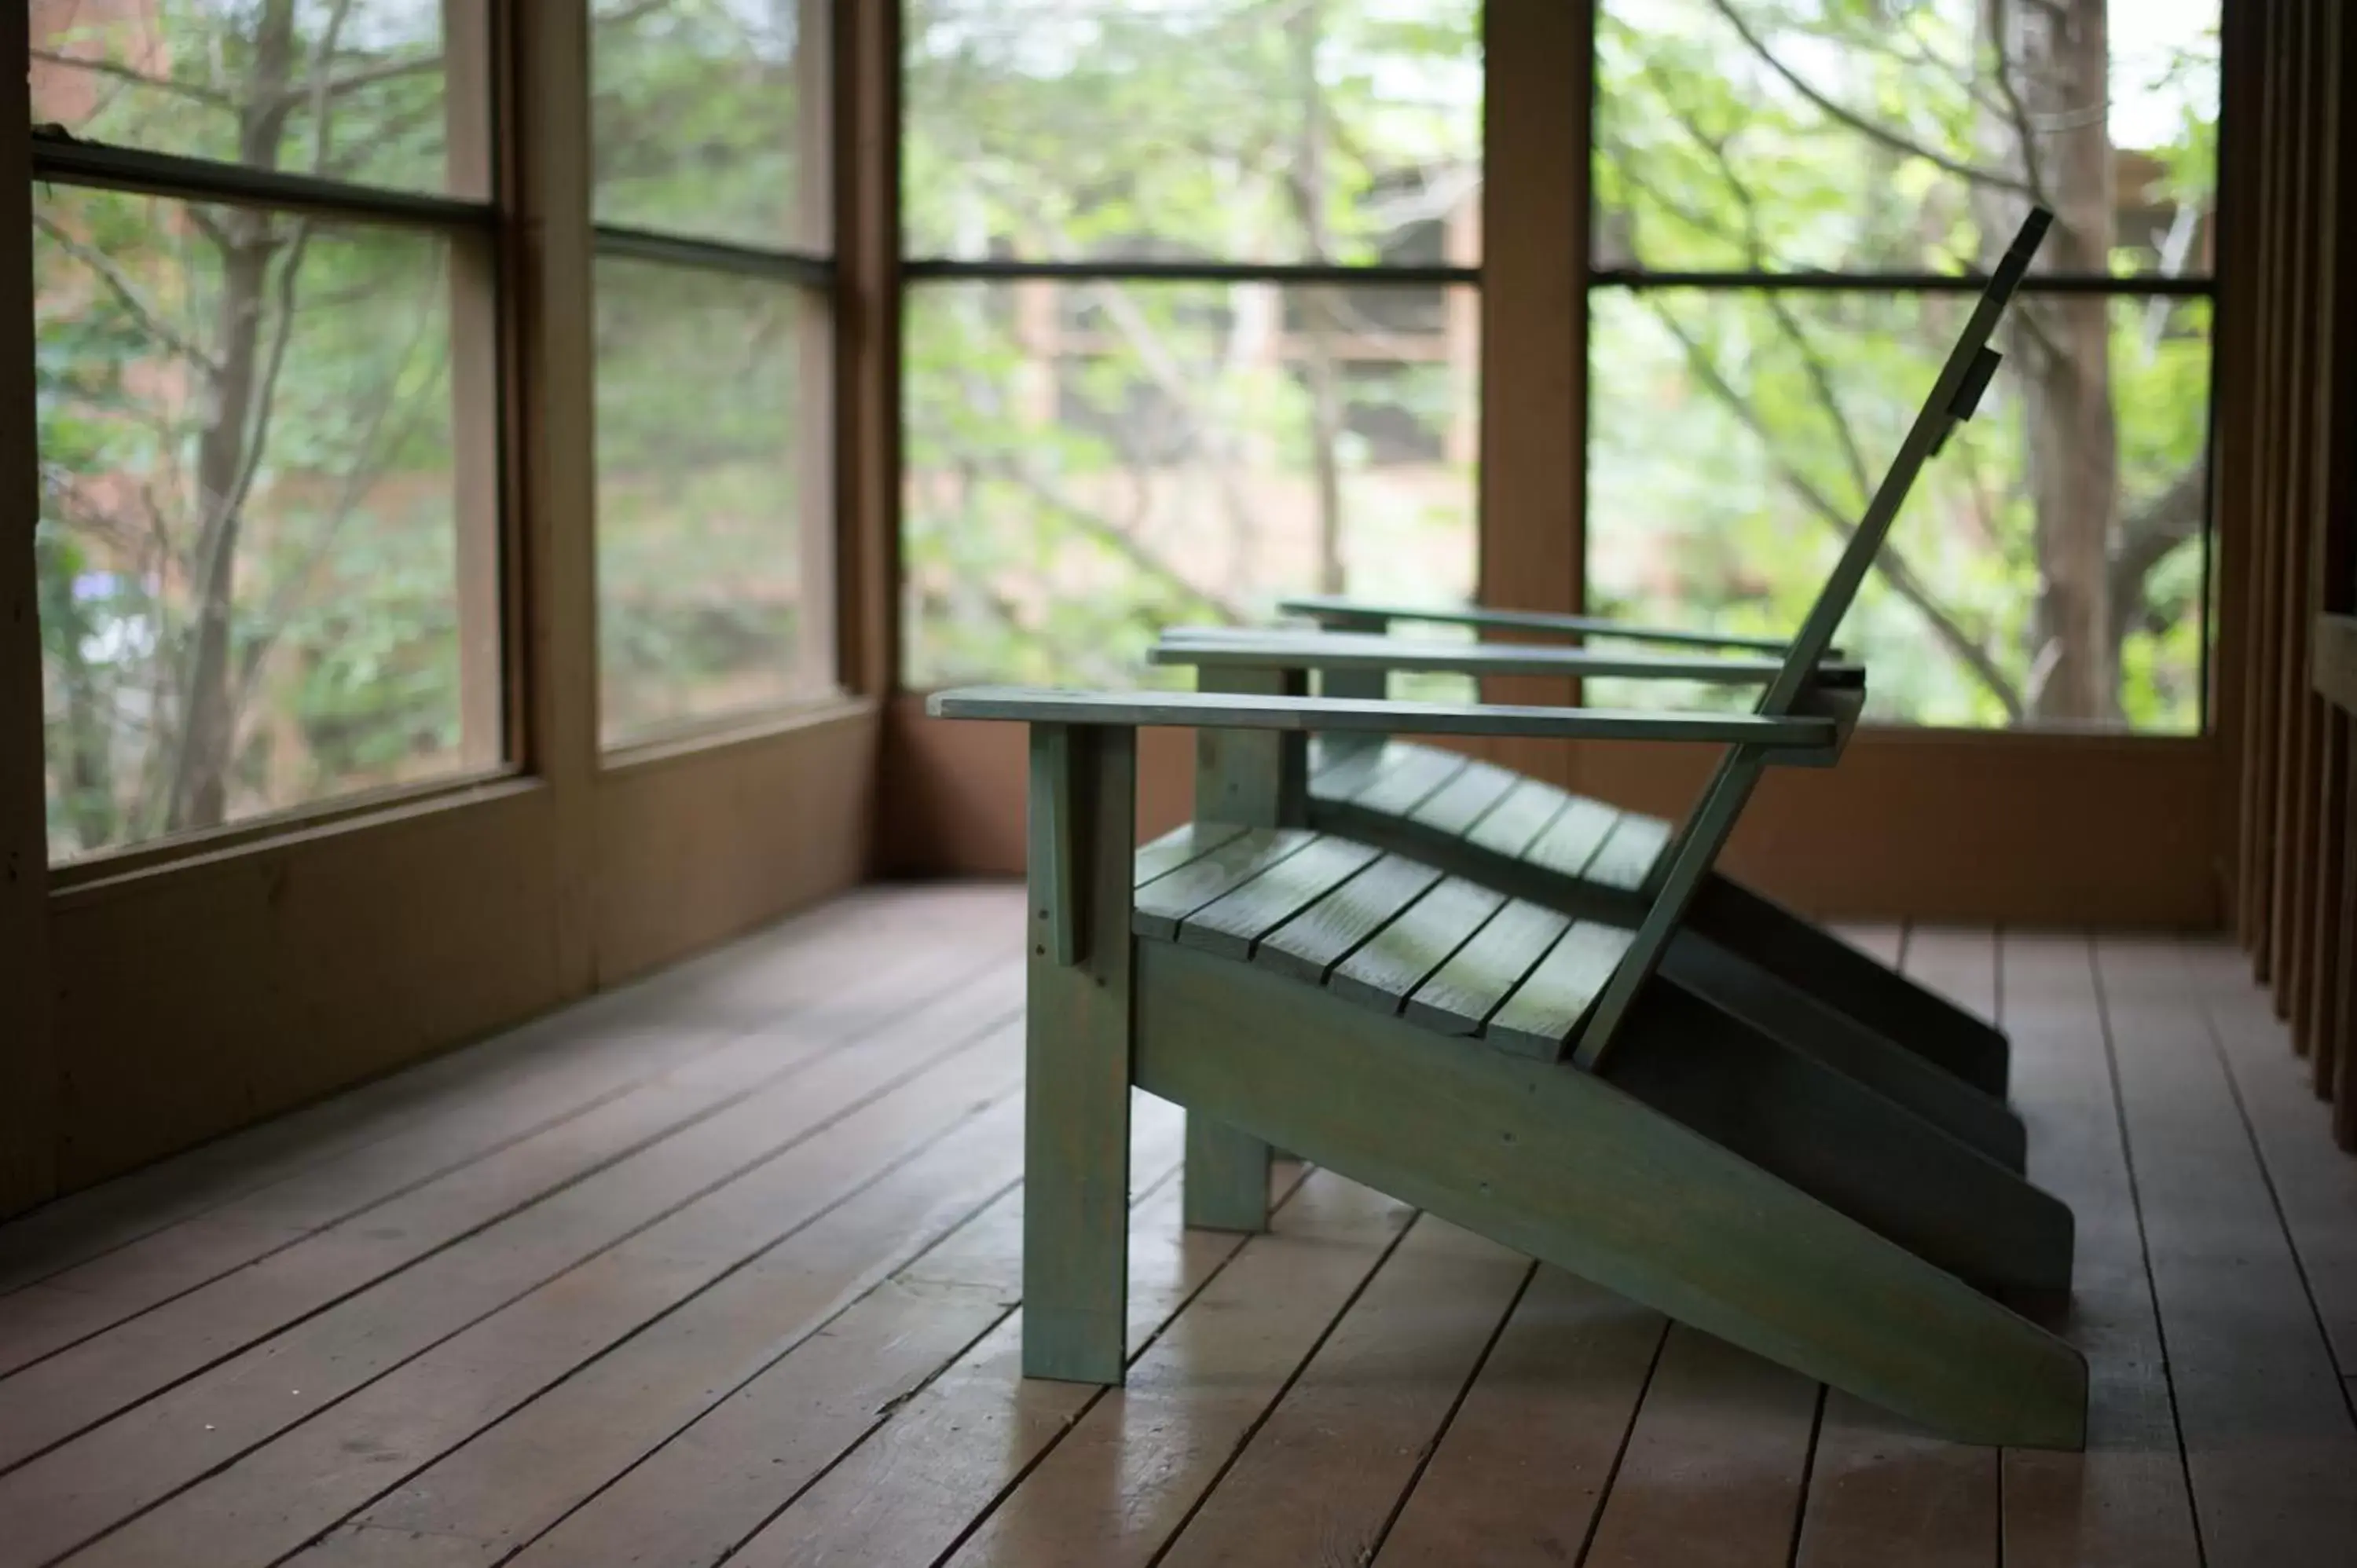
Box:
2095 936 2357 1568
1 886 2354 1566
721 1161 1310 1568
2187 937 2357 1375
1793 926 2000 1568
0 888 1003 1301
1581 1325 1823 1568
1998 932 2202 1568
57 1024 1031 1568
1374 1267 1665 1566
0 960 1021 1475
1154 1218 1530 1568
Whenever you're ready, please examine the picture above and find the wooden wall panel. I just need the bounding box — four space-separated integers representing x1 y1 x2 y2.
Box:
0 0 890 1211
2229 0 2357 1152
48 787 564 1189
0 6 59 1217
877 699 1195 874
596 706 879 986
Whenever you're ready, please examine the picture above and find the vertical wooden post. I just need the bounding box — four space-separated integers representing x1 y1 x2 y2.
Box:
794 0 838 696
1476 0 1590 784
445 0 501 770
1192 666 1308 828
2274 0 2322 1030
1024 724 1138 1384
835 0 900 702
509 0 599 991
2240 1 2289 973
2303 0 2352 1083
1312 608 1391 766
2211 0 2260 946
0 8 59 1218
1182 666 1297 1230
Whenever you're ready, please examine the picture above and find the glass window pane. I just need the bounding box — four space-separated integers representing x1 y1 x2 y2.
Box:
28 0 486 199
1584 289 2211 732
1594 0 2219 278
904 0 1483 266
596 258 832 747
592 0 828 252
35 186 497 863
904 280 1479 688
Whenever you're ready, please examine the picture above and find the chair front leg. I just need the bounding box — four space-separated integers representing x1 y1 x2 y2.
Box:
1023 723 1139 1385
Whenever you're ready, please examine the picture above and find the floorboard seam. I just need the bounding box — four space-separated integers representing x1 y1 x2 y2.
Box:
520 1145 1203 1566
1782 1383 1829 1568
2194 977 2352 1398
1136 1200 1423 1568
2088 934 2210 1568
1363 1257 1539 1564
0 980 1026 1486
1 949 1017 1392
0 893 996 1302
45 1017 1027 1566
1567 1307 1670 1568
252 1081 1033 1568
918 1165 1321 1568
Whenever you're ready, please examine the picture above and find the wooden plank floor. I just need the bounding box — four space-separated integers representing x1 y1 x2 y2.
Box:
3 885 2354 1567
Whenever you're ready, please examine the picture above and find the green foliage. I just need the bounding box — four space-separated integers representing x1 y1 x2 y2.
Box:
903 0 2219 737
28 0 2226 867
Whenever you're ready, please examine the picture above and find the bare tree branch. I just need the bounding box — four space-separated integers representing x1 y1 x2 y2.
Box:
302 0 362 172
1633 108 1887 507
944 427 1246 625
2108 456 2209 645
31 212 222 375
31 47 233 107
287 53 439 104
230 291 445 727
1984 0 2051 205
1708 0 2036 196
1645 302 2027 720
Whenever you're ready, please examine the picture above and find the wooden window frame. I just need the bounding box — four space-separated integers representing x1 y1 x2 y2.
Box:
0 2 896 1217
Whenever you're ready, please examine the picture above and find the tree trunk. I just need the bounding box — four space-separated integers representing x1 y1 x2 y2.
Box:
167 0 299 830
1979 0 2120 723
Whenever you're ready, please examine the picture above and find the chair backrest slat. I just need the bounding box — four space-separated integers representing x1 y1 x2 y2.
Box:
1573 209 2053 1072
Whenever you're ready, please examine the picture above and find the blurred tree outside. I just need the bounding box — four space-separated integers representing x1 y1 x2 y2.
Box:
900 0 2219 733
25 0 2223 861
29 0 822 858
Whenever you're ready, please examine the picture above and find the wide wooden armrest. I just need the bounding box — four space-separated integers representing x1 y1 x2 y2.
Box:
927 686 1838 752
1150 628 1864 689
1277 594 1793 655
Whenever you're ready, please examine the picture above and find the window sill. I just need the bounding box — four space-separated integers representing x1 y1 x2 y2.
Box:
49 773 545 907
599 692 879 777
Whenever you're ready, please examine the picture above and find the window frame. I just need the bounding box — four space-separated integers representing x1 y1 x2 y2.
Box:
894 0 1486 694
24 11 523 881
588 0 847 757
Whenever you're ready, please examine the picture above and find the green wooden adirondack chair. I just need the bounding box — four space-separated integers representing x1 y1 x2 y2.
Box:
926 210 2087 1449
1138 246 2058 1145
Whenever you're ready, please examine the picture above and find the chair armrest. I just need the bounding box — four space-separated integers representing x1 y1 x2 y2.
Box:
1151 628 1864 689
1277 594 1794 655
926 686 1839 756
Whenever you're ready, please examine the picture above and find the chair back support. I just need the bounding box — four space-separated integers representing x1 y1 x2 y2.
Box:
1574 209 2055 1069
